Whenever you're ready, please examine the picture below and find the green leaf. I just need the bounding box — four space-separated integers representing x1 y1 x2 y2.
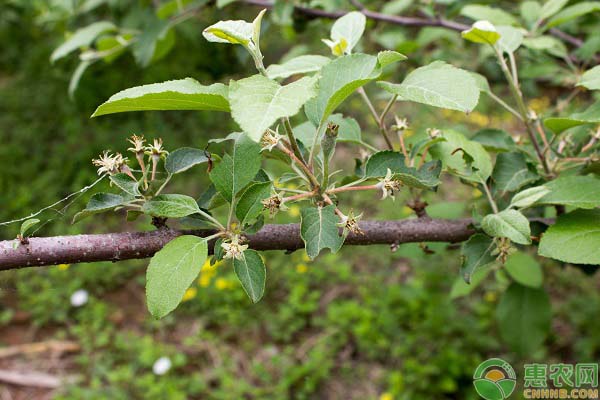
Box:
132 19 172 67
69 60 93 98
504 252 543 288
308 53 380 126
539 209 600 264
51 21 116 63
146 236 207 318
471 128 515 152
295 114 364 147
460 233 496 283
509 186 551 209
209 134 261 202
110 173 140 197
522 35 567 57
546 1 600 27
20 219 40 237
142 194 201 218
496 25 524 53
202 19 253 45
378 61 480 113
535 175 600 209
364 150 441 189
482 209 532 245
492 152 539 193
450 268 491 299
229 74 317 141
300 205 344 260
460 5 519 25
461 20 501 45
377 50 407 68
329 11 366 54
236 181 272 225
233 249 266 303
496 283 551 355
429 130 493 182
578 65 600 90
73 193 126 223
540 0 570 20
265 55 331 80
165 148 209 174
543 101 600 133
92 79 229 117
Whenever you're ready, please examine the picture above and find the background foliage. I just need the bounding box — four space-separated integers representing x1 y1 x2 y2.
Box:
1 0 599 398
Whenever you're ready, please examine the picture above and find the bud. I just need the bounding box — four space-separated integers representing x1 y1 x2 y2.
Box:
376 168 403 200
221 235 249 261
337 209 364 236
261 128 283 152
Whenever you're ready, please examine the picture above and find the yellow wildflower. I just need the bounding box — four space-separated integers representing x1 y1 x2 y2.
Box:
58 263 70 271
472 189 482 198
484 291 497 303
182 287 197 302
288 205 301 217
215 278 234 290
301 253 311 263
379 393 394 400
296 263 308 274
198 274 212 287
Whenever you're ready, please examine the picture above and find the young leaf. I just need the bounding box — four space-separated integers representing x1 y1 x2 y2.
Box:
578 65 600 90
92 79 229 117
229 74 317 141
209 134 261 202
376 50 407 68
202 19 253 45
492 152 539 193
329 11 366 54
300 205 344 260
509 186 551 209
546 2 600 27
495 25 524 53
236 181 272 225
110 173 140 196
364 150 441 189
146 236 207 318
429 130 493 182
539 0 570 20
539 209 600 264
504 252 543 288
496 283 551 356
460 5 519 25
460 233 496 283
73 193 126 223
378 61 480 113
461 20 501 45
233 249 266 303
265 55 330 80
51 21 116 63
308 54 380 126
20 219 40 237
165 148 209 174
482 209 532 245
543 101 600 134
142 194 201 218
534 175 600 209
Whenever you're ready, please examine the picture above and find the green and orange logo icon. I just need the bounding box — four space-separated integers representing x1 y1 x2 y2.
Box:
473 358 517 400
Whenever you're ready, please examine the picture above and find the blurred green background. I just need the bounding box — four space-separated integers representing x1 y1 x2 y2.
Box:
0 1 599 399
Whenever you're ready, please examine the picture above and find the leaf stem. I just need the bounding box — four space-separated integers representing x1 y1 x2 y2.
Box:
278 143 321 190
327 184 379 194
282 117 306 165
358 87 394 149
481 181 499 214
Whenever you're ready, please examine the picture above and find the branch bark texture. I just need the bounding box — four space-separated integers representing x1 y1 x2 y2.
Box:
0 218 475 271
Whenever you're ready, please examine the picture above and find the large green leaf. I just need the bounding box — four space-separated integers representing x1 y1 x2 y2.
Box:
51 21 116 63
236 181 272 225
546 1 600 27
429 130 493 182
539 209 600 264
460 5 519 25
460 233 496 283
142 194 201 218
364 150 441 189
308 53 380 126
378 61 480 113
496 283 551 355
229 74 317 141
504 252 543 288
266 55 331 80
146 236 207 318
233 249 266 303
482 209 532 245
165 148 209 174
73 193 126 223
543 101 600 134
535 175 600 209
578 65 600 90
300 205 344 260
209 134 261 202
92 79 229 117
330 11 366 54
492 152 539 193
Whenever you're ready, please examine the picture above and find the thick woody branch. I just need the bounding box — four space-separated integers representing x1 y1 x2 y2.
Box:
0 219 476 270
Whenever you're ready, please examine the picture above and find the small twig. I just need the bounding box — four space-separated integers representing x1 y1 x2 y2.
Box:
278 143 321 190
358 87 394 149
327 184 379 194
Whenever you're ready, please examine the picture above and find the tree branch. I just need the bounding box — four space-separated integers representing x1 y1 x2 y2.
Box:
0 219 477 270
